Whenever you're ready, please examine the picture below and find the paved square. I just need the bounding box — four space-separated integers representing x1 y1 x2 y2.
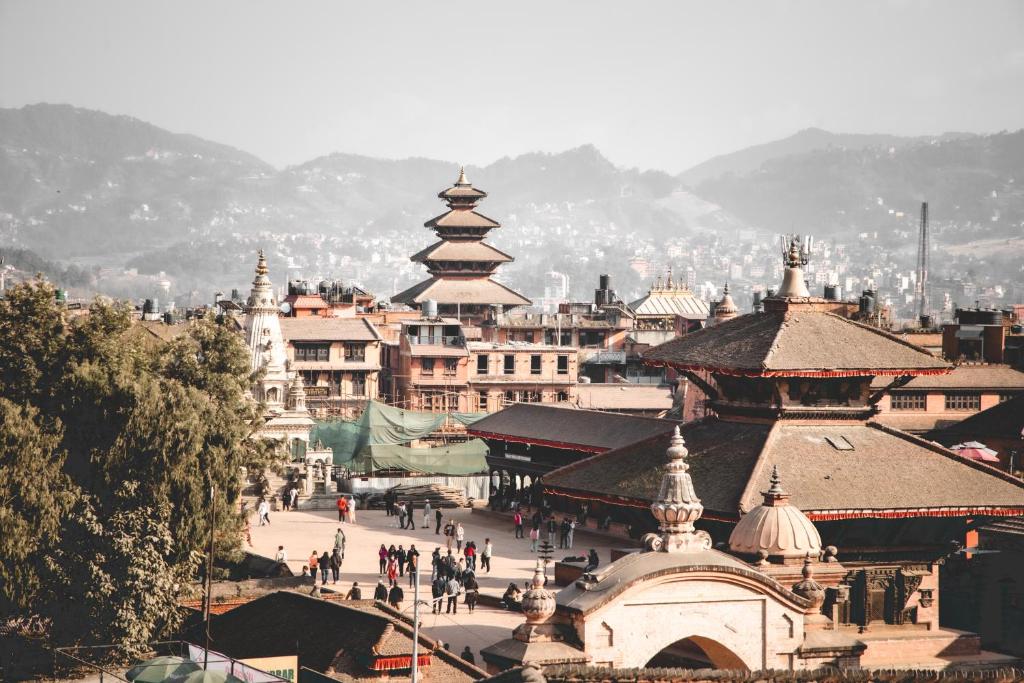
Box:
247 505 628 660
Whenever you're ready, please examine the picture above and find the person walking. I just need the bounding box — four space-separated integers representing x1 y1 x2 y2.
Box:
407 549 419 588
336 495 347 523
404 501 416 530
281 488 291 512
464 541 476 572
334 528 346 558
430 547 441 581
387 555 399 586
559 518 571 549
431 574 446 614
513 511 524 538
566 519 576 549
546 515 557 545
455 522 465 552
378 544 388 575
308 551 319 582
397 502 407 529
435 507 443 534
481 538 493 573
384 489 394 516
289 485 298 511
388 583 404 610
319 551 330 585
445 574 461 614
422 500 432 528
345 581 362 600
529 525 539 552
330 549 341 584
396 545 407 578
444 521 454 551
463 573 479 613
374 579 388 602
257 498 270 526
275 545 287 563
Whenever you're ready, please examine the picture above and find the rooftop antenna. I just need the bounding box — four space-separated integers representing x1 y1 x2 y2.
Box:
915 202 929 325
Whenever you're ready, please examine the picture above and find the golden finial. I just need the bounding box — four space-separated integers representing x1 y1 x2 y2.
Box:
456 166 469 186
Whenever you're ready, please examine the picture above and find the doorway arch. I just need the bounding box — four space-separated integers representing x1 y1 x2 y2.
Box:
645 635 748 670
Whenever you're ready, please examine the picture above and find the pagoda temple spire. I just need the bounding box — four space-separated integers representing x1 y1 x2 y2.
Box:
776 235 812 298
647 426 712 553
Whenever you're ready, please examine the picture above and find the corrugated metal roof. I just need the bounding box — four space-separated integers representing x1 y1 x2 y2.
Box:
629 291 711 319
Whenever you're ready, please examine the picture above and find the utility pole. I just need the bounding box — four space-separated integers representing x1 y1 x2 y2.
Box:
204 484 216 668
410 559 421 683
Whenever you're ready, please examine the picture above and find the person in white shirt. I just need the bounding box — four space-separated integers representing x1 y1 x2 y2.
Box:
257 499 270 526
455 522 465 551
423 500 432 528
275 545 287 563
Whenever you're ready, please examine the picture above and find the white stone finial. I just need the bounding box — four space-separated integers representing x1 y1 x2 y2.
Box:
647 426 712 553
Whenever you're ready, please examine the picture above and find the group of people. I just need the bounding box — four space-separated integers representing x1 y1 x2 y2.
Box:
336 495 357 523
378 543 421 587
385 494 446 534
514 509 578 550
302 527 347 585
429 545 483 614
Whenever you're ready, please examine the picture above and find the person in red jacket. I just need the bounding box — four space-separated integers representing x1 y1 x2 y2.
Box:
337 495 348 522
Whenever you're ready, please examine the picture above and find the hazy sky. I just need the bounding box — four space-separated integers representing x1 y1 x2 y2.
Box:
1 0 1022 172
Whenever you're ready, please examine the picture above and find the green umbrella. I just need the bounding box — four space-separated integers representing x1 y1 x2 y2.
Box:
169 669 247 683
126 656 200 683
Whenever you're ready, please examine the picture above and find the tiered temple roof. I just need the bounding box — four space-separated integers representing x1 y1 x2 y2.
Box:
392 169 530 310
544 236 1024 523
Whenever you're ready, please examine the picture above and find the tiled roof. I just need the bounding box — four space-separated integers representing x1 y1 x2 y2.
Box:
879 364 1024 390
425 210 500 230
468 403 678 453
279 317 381 342
629 290 710 319
926 394 1024 442
185 591 486 682
411 240 513 263
644 310 950 376
285 294 329 309
543 418 1024 519
391 277 531 306
543 419 769 517
573 384 674 412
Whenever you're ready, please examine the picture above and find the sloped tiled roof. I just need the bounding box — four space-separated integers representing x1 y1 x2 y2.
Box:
411 240 514 263
391 277 531 306
542 419 770 518
644 310 950 376
884 364 1024 390
629 290 710 319
279 317 381 341
543 418 1024 519
468 403 678 453
926 394 1024 443
425 209 500 229
186 591 486 681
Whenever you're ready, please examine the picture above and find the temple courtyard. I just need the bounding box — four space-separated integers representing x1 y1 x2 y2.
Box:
246 505 626 659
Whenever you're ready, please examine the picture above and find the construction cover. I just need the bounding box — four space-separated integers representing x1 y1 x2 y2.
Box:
310 401 446 464
347 440 489 476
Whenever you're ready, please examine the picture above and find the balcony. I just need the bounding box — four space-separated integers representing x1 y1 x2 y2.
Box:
408 334 465 346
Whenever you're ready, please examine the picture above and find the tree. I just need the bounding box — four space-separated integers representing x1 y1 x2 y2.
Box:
0 281 276 657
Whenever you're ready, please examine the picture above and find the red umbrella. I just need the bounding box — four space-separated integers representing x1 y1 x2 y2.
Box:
951 442 1000 463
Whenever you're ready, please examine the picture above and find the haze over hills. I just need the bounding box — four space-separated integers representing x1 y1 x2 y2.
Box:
678 127 979 186
0 103 1020 303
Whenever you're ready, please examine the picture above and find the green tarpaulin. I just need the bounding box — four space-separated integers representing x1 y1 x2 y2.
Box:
310 401 452 465
449 411 488 426
347 439 488 476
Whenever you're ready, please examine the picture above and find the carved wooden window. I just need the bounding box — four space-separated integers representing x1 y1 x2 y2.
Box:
891 392 926 410
945 392 980 411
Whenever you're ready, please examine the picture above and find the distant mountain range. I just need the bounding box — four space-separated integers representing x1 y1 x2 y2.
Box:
0 103 1020 298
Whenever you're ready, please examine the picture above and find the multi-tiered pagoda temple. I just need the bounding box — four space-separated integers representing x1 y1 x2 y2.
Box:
391 168 530 318
543 236 1024 647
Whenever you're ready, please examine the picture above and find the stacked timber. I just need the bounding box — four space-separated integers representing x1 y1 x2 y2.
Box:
389 483 470 508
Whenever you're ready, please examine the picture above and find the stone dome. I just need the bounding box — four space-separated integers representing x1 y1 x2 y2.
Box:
728 466 821 562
